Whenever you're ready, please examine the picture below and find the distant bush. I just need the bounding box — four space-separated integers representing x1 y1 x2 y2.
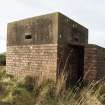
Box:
0 53 6 66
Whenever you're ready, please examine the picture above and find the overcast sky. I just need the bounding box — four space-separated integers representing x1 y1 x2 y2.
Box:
0 0 105 53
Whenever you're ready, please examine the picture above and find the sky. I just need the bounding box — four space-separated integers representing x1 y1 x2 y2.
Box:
0 0 105 53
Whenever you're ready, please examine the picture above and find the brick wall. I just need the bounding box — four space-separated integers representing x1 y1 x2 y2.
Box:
96 46 105 80
6 44 57 80
84 45 97 81
84 44 105 81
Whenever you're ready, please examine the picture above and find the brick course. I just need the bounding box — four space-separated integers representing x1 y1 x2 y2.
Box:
84 44 105 81
6 44 57 80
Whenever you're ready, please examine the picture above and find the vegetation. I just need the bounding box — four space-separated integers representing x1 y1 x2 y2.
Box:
0 53 6 66
0 67 104 105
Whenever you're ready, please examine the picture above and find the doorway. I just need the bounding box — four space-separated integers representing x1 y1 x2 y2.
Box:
64 45 84 85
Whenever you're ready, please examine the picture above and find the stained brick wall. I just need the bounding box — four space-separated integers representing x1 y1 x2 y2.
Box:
95 45 105 80
6 44 57 80
84 44 105 81
84 45 97 81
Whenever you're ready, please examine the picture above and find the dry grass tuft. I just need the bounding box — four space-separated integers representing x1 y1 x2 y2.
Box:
0 67 105 105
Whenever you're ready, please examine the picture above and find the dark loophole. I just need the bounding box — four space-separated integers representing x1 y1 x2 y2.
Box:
25 35 32 39
74 37 79 42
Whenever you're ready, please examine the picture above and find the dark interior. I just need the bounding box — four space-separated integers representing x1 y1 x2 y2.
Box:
65 45 84 86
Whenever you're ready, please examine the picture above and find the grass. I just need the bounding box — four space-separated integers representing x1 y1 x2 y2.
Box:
0 66 105 105
0 53 6 66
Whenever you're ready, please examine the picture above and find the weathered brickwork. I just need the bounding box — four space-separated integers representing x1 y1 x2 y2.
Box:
84 44 105 81
96 46 105 80
84 45 97 81
6 44 57 80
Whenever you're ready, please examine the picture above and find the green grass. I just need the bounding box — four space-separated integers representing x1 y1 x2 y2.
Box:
0 67 104 105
